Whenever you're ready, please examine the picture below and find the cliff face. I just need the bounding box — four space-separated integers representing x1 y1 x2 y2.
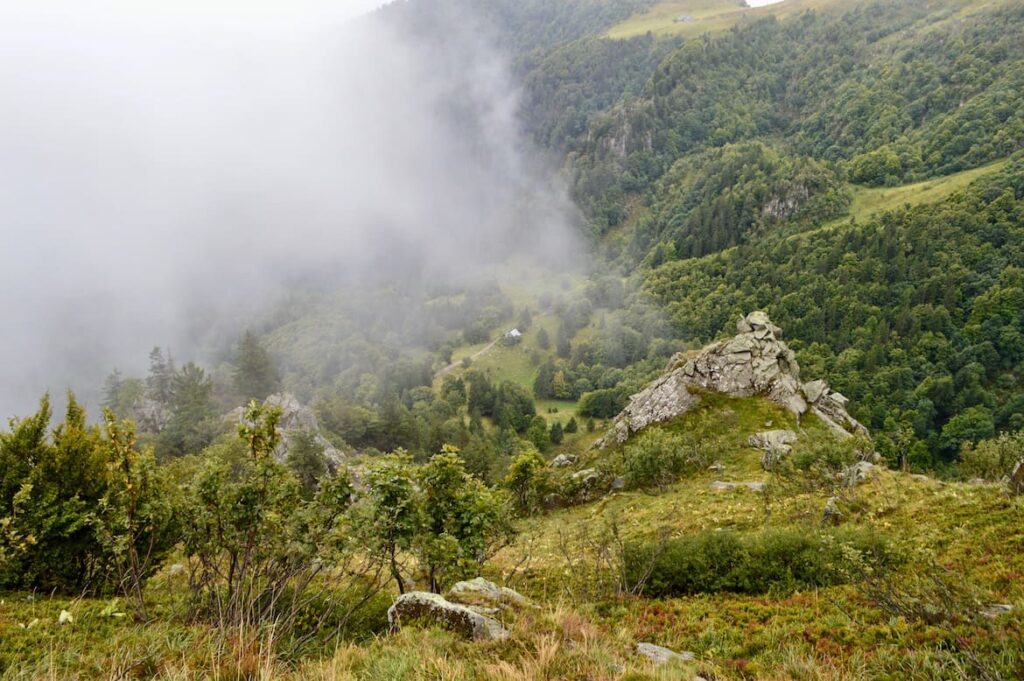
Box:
599 311 868 447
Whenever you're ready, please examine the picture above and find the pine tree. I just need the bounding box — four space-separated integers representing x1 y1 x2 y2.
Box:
233 331 281 403
549 421 564 445
536 327 551 350
146 347 176 406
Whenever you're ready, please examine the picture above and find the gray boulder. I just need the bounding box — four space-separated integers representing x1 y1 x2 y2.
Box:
636 642 695 665
749 429 798 470
387 591 509 641
446 577 530 609
550 453 577 468
842 461 878 487
598 312 867 447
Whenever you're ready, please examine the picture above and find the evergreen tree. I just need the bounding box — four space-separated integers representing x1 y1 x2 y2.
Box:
549 421 564 445
536 327 551 350
233 331 281 403
146 347 176 406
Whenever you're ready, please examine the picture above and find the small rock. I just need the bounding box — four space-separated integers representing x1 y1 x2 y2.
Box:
823 496 842 524
166 563 185 576
387 592 508 641
1010 459 1024 494
842 461 877 487
979 603 1013 619
551 454 577 468
710 480 764 492
572 468 600 486
610 476 626 491
708 462 725 473
636 642 695 665
909 473 931 483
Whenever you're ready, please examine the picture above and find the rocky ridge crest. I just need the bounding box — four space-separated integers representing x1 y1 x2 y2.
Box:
599 311 867 447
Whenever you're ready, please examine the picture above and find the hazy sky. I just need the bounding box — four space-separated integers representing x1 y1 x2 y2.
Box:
0 0 580 418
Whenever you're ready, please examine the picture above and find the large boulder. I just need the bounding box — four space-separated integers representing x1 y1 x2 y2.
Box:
387 591 509 641
598 312 868 447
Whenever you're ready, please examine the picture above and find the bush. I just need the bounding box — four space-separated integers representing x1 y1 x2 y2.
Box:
625 527 896 597
621 428 709 489
0 395 179 600
960 431 1024 480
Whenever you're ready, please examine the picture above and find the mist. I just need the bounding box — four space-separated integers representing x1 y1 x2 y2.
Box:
0 0 583 418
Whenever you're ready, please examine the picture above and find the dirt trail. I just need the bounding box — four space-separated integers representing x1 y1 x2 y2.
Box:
435 337 501 378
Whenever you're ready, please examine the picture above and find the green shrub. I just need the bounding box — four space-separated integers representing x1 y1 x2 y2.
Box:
625 527 896 597
0 395 179 598
960 431 1024 481
621 428 709 489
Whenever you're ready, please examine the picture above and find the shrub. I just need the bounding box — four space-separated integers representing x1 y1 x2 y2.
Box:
625 527 896 597
0 395 179 601
960 431 1024 480
621 428 709 490
504 447 554 515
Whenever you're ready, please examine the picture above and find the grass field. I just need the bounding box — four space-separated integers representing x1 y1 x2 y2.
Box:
605 0 854 40
846 159 1011 222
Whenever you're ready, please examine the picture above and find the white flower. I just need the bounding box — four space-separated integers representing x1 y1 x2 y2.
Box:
58 610 73 625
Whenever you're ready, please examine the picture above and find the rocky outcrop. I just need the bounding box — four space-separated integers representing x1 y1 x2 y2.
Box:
598 312 868 447
387 591 509 641
749 429 798 470
228 392 345 467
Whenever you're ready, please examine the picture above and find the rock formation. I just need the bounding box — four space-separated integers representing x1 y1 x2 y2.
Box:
598 312 868 447
227 392 345 466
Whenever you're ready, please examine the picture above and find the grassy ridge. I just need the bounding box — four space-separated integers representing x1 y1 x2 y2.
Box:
605 0 857 39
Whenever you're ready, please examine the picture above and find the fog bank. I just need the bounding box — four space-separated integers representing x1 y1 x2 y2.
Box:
0 0 582 417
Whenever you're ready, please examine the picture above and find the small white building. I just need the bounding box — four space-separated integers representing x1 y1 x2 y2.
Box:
505 328 522 339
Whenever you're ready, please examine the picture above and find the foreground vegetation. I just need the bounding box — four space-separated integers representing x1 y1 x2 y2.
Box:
3 393 1023 679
